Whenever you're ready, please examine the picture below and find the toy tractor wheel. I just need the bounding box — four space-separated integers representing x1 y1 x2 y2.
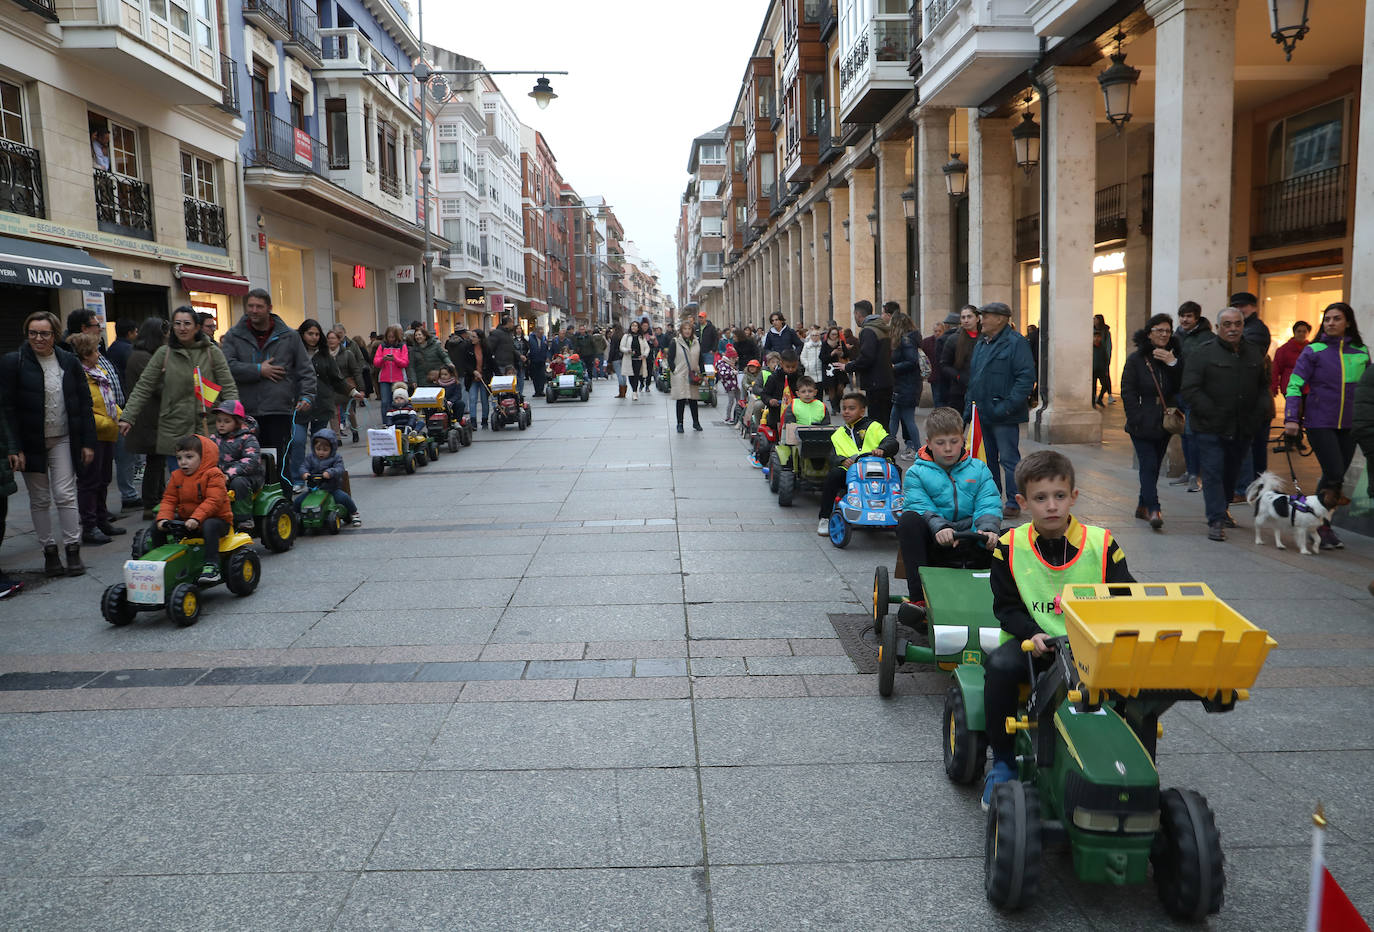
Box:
517 410 527 430
428 440 440 461
942 684 988 784
828 511 852 549
414 445 428 466
224 549 261 597
985 781 1043 910
872 566 890 634
167 583 201 627
262 501 296 553
102 584 136 626
546 386 556 403
403 453 416 474
777 468 795 507
130 528 153 560
1152 788 1225 920
767 452 781 493
461 425 473 446
372 456 385 476
447 430 460 453
877 614 899 698
579 383 590 402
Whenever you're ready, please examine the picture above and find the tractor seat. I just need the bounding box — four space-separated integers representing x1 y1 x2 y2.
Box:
260 452 278 479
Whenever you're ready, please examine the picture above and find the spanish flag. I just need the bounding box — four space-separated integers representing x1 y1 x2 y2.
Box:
193 366 221 407
966 402 987 464
1307 804 1371 932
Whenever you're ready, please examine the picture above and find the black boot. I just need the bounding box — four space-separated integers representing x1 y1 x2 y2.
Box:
44 545 63 578
64 544 85 577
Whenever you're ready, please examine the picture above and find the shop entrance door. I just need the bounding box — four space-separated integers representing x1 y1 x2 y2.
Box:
105 282 169 330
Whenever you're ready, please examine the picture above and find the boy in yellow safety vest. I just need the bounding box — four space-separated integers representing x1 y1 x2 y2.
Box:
817 390 898 536
981 449 1136 810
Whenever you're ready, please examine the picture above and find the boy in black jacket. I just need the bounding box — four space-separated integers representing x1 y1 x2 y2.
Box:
296 428 360 527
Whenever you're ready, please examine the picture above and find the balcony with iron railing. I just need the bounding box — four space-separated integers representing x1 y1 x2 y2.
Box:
1252 165 1349 251
184 196 227 249
1095 182 1127 244
217 54 240 114
319 28 414 116
379 172 400 198
838 16 910 123
1140 173 1153 236
915 0 1038 108
11 0 58 21
283 0 322 66
0 139 45 219
245 109 329 176
243 0 290 41
439 159 461 174
94 169 153 240
908 1 924 77
1014 212 1038 263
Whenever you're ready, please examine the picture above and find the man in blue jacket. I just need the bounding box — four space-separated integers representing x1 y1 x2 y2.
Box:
965 302 1035 517
527 325 549 396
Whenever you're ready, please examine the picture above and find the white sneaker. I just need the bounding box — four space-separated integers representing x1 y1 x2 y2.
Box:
632 390 638 400
817 519 829 536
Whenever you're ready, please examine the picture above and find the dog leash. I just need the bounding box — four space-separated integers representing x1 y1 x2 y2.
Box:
1268 426 1314 526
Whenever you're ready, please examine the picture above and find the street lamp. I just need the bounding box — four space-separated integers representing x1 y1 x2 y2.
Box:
821 230 831 251
1011 99 1041 176
900 187 915 221
529 76 558 109
841 219 850 243
1268 0 1310 59
866 210 877 238
1097 31 1140 133
942 155 968 198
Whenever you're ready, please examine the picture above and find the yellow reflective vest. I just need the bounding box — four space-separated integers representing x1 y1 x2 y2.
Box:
1001 520 1111 640
830 417 888 458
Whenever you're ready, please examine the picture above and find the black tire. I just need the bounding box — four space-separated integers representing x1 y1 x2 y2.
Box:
415 445 428 466
768 452 781 493
372 456 385 476
873 565 890 633
985 781 1043 910
943 684 988 784
1153 788 1225 920
325 512 341 535
878 613 899 698
428 440 440 461
447 430 460 453
546 387 556 403
707 390 717 407
167 582 201 627
130 528 153 560
579 384 590 402
403 453 416 474
102 584 136 626
224 549 261 597
777 468 795 507
461 425 473 446
262 501 296 553
517 411 527 430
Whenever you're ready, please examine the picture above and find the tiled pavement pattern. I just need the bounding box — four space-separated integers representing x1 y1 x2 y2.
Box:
1 387 1371 930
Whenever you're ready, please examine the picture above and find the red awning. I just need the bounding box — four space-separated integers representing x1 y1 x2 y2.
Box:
176 265 251 296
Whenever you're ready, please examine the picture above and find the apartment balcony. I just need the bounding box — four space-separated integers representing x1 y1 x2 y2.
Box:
93 169 153 240
1014 212 1038 263
908 2 924 78
243 0 290 42
184 196 227 249
818 0 838 39
1140 173 1153 236
818 122 843 166
379 172 400 198
917 0 1039 108
283 0 323 67
0 139 45 219
1095 183 1127 244
1252 165 1349 251
319 28 416 120
11 0 57 22
1026 0 1119 43
61 0 223 105
837 16 910 124
217 54 240 114
245 109 329 175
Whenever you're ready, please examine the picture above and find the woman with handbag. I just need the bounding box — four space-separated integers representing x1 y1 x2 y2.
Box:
1121 313 1183 530
668 318 703 433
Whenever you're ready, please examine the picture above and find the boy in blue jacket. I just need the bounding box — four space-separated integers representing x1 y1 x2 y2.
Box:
296 427 360 527
895 407 1002 601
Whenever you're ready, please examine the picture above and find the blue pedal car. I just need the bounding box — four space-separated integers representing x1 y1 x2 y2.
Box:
828 455 902 548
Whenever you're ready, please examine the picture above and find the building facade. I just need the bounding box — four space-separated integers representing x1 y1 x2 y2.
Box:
677 123 728 320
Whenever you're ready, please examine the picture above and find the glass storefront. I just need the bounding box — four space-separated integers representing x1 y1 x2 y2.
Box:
267 242 306 328
332 260 376 338
1021 249 1127 379
1260 268 1344 354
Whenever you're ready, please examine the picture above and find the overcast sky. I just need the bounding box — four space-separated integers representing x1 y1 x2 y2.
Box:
423 0 768 299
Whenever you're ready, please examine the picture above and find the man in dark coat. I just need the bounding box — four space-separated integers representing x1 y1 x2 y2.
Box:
844 300 894 430
527 325 549 396
762 311 804 357
485 316 518 377
964 302 1035 516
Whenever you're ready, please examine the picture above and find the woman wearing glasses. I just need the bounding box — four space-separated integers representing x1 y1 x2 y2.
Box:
1121 313 1182 530
0 311 98 577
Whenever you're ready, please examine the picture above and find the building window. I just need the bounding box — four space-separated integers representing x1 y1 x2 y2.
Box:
289 90 305 130
0 80 25 144
181 151 216 203
1267 99 1346 181
440 198 461 216
733 139 746 172
699 179 720 199
324 98 348 168
437 122 458 140
250 65 269 117
701 216 722 235
439 141 459 173
110 121 140 178
700 143 725 164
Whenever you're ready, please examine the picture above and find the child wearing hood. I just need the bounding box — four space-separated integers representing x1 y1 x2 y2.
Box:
296 427 360 527
153 434 233 584
211 400 263 530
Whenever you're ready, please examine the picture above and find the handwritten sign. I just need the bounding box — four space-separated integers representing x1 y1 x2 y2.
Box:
367 428 399 457
125 560 165 604
557 375 576 389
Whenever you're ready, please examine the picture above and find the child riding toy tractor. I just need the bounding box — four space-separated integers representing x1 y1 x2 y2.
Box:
104 519 260 627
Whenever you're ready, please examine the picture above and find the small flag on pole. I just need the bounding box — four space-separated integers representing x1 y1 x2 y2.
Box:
966 403 987 464
193 367 222 407
1307 803 1372 932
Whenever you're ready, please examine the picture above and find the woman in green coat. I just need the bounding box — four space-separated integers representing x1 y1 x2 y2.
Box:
408 326 452 388
119 306 238 455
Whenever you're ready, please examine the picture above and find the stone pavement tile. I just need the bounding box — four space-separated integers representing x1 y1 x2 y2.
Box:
677 530 823 551
536 531 680 552
0 777 136 877
527 659 633 679
4 610 329 655
374 643 484 663
1267 648 1374 668
585 639 688 659
195 665 312 686
1243 750 1374 843
270 646 380 665
1209 571 1368 602
304 662 420 684
803 674 879 697
228 684 355 706
113 685 244 708
424 699 694 770
210 584 355 614
290 610 497 648
633 658 689 677
0 670 102 690
688 657 747 677
707 860 1070 931
413 661 526 682
744 655 856 675
1177 686 1374 752
788 637 847 655
368 768 702 870
0 707 219 776
332 868 709 932
1151 752 1332 848
0 873 353 931
700 763 982 863
1254 665 1354 687
690 676 809 699
478 641 583 661
67 772 403 874
0 687 137 713
345 682 463 704
80 667 211 688
458 679 577 702
575 677 691 700
694 696 937 767
1224 598 1374 636
341 578 520 611
686 604 853 640
529 550 682 577
387 533 541 555
1341 666 1374 685
511 574 682 607
688 638 790 657
374 554 534 578
493 605 686 643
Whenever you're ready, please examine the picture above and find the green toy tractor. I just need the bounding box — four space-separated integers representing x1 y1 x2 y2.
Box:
297 472 348 535
104 520 261 627
228 453 297 553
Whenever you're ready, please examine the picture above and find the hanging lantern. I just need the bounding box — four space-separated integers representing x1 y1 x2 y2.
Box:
1097 32 1140 133
900 188 915 220
866 210 877 238
1011 107 1041 176
841 219 850 243
942 154 968 197
1268 0 1311 60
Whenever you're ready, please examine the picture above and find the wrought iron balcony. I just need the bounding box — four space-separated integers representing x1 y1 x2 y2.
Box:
379 173 400 198
184 196 227 248
94 169 153 239
908 2 924 77
12 0 58 22
217 54 240 114
1095 183 1127 244
0 139 45 219
924 0 958 32
840 30 870 92
284 0 322 64
438 159 461 174
242 0 289 40
1140 173 1153 236
1252 164 1348 251
1014 212 1039 263
245 109 329 176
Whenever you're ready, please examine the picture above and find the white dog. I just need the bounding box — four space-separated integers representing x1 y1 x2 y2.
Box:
1245 471 1330 554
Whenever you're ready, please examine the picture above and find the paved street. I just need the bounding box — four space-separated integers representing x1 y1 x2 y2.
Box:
1 385 1372 931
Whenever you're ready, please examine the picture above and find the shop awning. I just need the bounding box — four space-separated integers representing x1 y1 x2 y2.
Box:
176 265 251 296
0 235 113 291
